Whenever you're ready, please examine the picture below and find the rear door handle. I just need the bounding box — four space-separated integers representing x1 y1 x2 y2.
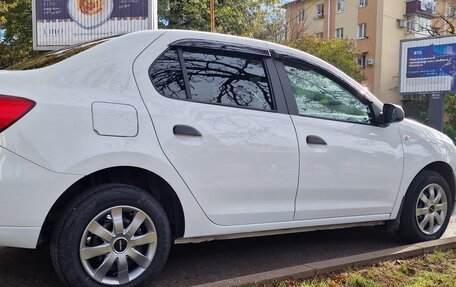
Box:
173 125 202 137
306 135 327 145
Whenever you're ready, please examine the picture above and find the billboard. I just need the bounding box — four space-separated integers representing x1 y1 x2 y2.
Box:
32 0 157 50
400 35 456 94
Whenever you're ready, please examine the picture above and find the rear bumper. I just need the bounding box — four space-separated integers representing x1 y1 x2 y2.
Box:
0 146 81 248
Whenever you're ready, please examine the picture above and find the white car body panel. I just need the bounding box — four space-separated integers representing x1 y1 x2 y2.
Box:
0 30 454 249
292 117 404 219
390 119 456 218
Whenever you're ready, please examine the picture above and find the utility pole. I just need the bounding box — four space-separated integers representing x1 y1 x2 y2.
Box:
210 0 215 32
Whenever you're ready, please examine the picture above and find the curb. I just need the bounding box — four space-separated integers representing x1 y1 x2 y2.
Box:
194 237 456 287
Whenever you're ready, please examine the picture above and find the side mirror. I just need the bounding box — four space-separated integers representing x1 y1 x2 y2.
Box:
383 103 405 125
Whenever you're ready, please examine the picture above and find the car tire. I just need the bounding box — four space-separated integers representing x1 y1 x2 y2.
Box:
398 170 453 243
50 184 171 287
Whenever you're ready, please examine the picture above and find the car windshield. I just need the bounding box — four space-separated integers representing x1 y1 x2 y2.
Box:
6 37 114 71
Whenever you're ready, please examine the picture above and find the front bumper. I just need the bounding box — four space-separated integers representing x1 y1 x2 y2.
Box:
0 146 81 248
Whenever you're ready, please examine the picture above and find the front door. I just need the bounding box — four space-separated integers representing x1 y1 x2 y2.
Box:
277 58 404 220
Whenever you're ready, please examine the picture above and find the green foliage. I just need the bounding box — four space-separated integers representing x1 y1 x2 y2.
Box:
0 0 42 69
289 37 363 82
402 95 429 124
158 0 282 39
0 0 284 69
444 94 456 142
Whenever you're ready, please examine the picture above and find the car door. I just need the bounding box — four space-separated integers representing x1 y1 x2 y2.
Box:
135 37 299 226
275 57 404 220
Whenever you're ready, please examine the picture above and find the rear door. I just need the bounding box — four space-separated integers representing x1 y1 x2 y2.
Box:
134 35 299 226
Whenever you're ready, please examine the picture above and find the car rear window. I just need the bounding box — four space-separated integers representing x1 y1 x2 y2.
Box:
6 38 111 71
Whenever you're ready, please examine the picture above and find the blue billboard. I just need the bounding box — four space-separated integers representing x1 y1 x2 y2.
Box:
400 36 456 94
407 44 456 79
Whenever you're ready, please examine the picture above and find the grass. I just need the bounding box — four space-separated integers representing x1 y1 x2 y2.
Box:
257 249 456 287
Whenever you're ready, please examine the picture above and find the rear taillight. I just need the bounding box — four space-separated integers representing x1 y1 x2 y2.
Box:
0 95 35 133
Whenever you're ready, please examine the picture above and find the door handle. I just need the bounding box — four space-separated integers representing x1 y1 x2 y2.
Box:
306 135 327 145
173 125 202 137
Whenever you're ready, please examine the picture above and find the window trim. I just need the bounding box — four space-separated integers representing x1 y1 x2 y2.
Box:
169 38 271 57
149 46 285 114
272 54 378 126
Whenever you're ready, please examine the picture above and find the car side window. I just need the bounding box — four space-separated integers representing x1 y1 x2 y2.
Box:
149 49 187 99
284 62 371 124
182 50 273 110
150 47 274 111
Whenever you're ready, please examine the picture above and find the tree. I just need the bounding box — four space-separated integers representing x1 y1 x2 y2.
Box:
0 0 40 69
415 0 456 36
0 0 285 69
289 37 363 82
444 94 456 141
158 0 282 39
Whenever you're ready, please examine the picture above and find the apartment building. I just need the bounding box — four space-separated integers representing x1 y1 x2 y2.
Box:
284 0 452 105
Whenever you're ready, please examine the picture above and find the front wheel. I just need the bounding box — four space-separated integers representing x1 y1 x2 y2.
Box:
51 184 171 287
398 170 453 242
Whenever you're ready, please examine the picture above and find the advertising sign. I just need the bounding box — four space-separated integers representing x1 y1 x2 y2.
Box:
400 35 456 94
32 0 157 50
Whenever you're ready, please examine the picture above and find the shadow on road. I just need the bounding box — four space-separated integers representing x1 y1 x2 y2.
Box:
0 226 405 287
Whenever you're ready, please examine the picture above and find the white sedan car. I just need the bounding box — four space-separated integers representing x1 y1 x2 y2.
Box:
0 30 455 287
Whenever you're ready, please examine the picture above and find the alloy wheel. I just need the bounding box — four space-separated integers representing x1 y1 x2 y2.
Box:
415 183 448 235
79 206 157 285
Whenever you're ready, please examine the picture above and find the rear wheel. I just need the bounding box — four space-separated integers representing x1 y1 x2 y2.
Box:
398 170 453 242
51 184 171 287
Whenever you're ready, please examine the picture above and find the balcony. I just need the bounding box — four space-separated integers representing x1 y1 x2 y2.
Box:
406 0 435 18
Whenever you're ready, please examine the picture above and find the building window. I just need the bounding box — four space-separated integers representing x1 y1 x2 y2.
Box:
357 23 367 39
298 9 305 23
406 16 432 35
316 4 324 17
335 28 344 38
315 32 324 38
359 0 367 8
405 20 415 33
358 53 367 69
336 0 345 13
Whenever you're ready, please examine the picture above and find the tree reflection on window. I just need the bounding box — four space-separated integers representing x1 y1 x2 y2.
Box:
150 49 187 99
284 64 371 123
182 51 273 110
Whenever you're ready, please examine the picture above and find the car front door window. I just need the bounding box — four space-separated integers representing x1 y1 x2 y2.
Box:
284 63 371 124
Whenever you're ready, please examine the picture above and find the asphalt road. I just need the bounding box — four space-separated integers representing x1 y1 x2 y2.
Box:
0 216 454 287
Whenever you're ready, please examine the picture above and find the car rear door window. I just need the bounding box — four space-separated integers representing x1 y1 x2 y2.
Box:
150 47 274 111
182 50 273 110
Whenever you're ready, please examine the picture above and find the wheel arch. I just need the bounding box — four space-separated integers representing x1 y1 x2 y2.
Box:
38 166 185 245
388 160 455 232
421 161 455 202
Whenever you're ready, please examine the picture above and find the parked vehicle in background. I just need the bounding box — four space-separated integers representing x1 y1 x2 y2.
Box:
0 30 455 287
